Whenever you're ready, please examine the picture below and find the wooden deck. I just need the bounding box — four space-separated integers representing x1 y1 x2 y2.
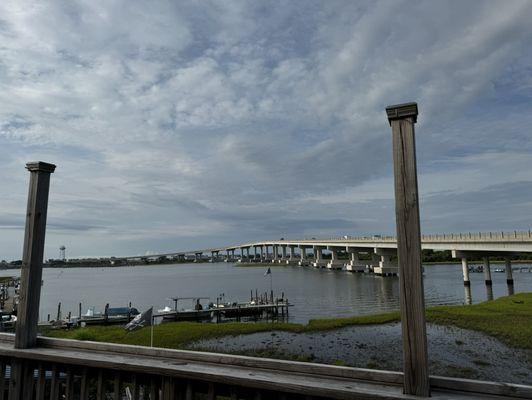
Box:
0 333 529 399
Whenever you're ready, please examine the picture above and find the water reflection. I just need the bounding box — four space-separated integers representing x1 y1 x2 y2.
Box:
486 284 494 301
507 283 515 296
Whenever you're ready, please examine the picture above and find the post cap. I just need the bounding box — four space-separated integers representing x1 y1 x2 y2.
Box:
26 162 56 173
385 102 418 125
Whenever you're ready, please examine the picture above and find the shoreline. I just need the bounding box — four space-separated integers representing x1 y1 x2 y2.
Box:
46 293 532 351
2 259 531 271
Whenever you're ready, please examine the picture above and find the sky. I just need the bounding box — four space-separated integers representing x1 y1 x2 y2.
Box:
1 1 532 260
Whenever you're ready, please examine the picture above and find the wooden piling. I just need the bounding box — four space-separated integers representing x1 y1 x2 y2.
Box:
386 103 430 396
15 161 56 349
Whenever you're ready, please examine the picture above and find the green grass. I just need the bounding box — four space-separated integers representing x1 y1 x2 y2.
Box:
425 292 532 350
43 312 400 349
44 293 532 350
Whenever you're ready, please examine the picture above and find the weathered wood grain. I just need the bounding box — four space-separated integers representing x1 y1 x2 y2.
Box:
50 364 59 400
96 370 103 400
35 363 45 400
0 362 5 400
387 103 430 397
80 368 88 400
15 162 56 349
66 368 74 400
113 372 121 400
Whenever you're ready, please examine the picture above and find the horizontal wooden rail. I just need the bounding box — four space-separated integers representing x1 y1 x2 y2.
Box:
0 334 529 399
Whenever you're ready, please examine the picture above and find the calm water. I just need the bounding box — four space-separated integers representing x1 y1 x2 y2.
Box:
1 263 531 323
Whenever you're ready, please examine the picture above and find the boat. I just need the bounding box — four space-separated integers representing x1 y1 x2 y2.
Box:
468 265 484 273
157 297 213 322
494 267 505 273
79 305 139 325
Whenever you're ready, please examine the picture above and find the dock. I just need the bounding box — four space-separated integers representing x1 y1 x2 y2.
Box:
154 294 291 323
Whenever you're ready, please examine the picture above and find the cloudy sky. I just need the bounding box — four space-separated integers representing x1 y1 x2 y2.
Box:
1 1 532 260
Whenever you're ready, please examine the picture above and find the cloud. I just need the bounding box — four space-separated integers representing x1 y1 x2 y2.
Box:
0 1 532 259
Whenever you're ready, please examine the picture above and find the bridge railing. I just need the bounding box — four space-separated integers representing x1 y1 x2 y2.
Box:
314 230 532 243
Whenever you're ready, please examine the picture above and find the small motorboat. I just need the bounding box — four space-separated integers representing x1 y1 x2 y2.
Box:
159 297 213 322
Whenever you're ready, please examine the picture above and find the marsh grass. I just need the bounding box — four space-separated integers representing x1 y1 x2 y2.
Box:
45 293 531 350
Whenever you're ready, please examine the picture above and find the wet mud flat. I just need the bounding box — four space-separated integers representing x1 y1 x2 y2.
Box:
186 323 532 384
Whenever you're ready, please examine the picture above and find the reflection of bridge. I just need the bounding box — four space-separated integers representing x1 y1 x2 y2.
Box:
123 231 532 285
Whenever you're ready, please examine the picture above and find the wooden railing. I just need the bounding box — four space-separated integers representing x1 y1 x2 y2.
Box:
0 334 531 400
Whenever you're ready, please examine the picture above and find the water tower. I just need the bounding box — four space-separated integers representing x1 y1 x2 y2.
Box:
59 245 66 261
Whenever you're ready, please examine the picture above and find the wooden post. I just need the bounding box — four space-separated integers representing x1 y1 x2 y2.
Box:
386 103 430 396
15 161 56 349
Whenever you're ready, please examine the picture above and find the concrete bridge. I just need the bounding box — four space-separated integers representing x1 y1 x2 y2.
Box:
122 230 532 288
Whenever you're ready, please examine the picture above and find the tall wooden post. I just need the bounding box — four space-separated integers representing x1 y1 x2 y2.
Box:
386 103 430 396
15 161 56 349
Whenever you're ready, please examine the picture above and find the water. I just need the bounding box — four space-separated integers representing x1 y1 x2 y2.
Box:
1 262 530 323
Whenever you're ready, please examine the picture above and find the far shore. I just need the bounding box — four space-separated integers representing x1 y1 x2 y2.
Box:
1 258 532 271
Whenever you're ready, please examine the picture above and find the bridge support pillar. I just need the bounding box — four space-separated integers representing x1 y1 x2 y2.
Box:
272 245 278 263
346 247 366 272
326 247 343 270
461 258 470 286
280 245 287 263
483 257 492 286
373 249 398 276
313 246 324 268
289 246 296 262
298 247 307 266
367 253 380 272
464 285 472 305
505 257 514 285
